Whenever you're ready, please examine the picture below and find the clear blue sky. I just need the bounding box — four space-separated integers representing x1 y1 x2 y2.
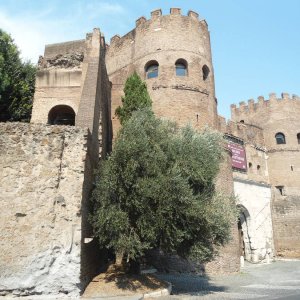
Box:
0 0 299 118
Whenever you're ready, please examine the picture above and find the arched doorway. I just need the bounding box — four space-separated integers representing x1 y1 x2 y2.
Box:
48 105 75 125
237 204 251 262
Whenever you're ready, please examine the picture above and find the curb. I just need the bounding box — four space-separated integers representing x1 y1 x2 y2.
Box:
276 258 300 262
143 281 172 299
80 281 172 300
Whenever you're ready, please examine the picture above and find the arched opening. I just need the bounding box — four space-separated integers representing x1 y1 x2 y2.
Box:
202 64 210 81
145 60 159 79
275 132 286 144
48 105 75 126
297 133 300 144
237 204 251 262
175 59 188 76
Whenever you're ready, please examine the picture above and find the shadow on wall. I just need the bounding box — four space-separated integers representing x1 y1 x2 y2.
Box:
237 204 251 262
48 105 76 126
79 131 109 293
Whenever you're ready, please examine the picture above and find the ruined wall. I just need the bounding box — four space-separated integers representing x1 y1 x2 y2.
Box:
31 40 85 124
31 29 112 159
106 8 218 138
0 123 100 297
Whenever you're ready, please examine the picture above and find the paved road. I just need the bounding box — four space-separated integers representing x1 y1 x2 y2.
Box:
155 260 300 300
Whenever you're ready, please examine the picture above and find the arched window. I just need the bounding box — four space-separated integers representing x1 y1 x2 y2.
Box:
175 59 187 76
297 133 300 144
48 105 75 126
202 65 210 81
275 132 286 144
145 61 159 79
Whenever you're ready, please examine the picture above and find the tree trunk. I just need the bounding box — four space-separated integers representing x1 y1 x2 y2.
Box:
128 259 141 274
115 252 124 266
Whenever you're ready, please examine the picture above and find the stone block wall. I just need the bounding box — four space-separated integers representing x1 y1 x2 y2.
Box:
233 179 274 262
31 42 84 124
0 123 100 297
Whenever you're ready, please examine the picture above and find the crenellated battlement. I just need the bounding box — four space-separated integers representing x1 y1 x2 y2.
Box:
106 7 217 131
148 8 200 20
151 8 162 19
110 34 121 44
109 8 206 46
231 93 300 117
135 16 147 27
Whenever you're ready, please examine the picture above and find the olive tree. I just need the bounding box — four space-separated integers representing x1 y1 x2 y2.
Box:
91 109 236 273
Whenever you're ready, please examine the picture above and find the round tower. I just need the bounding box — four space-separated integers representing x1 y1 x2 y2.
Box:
106 8 218 136
231 93 300 192
231 93 300 258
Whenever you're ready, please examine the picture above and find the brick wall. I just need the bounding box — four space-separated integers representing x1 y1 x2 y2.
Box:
106 10 218 139
205 149 240 274
230 93 300 259
272 192 300 258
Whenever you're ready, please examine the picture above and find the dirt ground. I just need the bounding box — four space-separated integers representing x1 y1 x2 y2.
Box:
82 265 168 298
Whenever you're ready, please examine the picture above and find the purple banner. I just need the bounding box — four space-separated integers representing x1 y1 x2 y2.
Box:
227 143 247 170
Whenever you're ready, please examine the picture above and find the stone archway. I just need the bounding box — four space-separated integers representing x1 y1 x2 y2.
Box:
48 105 75 126
237 204 252 262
